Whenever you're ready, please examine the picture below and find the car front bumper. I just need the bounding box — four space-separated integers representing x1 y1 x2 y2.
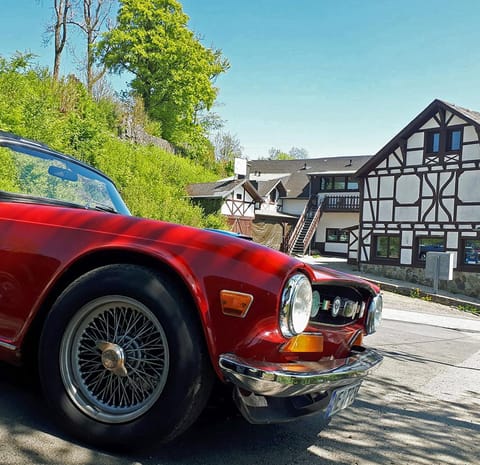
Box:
219 346 383 424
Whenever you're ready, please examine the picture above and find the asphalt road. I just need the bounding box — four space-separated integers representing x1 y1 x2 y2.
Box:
1 291 479 465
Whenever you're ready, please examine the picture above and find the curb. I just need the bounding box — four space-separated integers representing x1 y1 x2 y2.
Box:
364 278 480 312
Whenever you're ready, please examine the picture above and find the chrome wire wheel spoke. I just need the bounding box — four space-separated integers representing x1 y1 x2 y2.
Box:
60 296 170 424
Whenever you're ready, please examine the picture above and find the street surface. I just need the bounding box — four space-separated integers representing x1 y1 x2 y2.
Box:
1 291 479 465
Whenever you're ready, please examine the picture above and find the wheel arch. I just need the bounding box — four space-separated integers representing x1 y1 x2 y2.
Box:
21 248 213 372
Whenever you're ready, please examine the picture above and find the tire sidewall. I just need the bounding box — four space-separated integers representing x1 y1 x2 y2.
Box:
39 264 211 448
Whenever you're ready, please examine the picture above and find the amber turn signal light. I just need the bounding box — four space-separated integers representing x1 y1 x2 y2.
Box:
220 290 253 318
281 333 324 353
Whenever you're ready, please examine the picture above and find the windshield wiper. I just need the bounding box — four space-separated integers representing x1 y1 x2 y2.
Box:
90 203 118 214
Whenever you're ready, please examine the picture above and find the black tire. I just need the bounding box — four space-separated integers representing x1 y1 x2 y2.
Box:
38 264 213 449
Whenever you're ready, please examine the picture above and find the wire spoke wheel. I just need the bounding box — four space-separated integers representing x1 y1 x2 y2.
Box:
60 295 170 423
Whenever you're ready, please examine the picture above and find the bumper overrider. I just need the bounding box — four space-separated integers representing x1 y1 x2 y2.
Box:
219 346 383 424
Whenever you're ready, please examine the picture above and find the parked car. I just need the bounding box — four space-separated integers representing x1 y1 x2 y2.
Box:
0 132 383 449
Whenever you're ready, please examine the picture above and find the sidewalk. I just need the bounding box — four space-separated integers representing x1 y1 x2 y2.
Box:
302 255 480 314
382 307 480 332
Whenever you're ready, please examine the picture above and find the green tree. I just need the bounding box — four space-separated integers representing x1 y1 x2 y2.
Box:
212 131 243 173
289 146 309 159
98 0 229 151
267 146 309 160
268 147 293 160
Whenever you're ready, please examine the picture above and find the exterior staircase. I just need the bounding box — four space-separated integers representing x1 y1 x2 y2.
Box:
291 217 314 255
286 197 324 256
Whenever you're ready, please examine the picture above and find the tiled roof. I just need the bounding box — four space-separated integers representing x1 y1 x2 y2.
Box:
250 178 288 197
187 179 263 202
249 155 371 198
249 155 371 175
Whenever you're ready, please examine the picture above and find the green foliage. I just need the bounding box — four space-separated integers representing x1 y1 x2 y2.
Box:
0 53 226 229
98 0 229 161
266 146 309 160
456 304 480 316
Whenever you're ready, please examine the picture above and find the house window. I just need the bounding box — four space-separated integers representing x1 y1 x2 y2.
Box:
417 237 445 261
326 228 348 243
447 128 462 151
236 193 242 200
319 176 358 192
347 178 359 191
374 235 400 259
425 131 440 153
462 239 480 265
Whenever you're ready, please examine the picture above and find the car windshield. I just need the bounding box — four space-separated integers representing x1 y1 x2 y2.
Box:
0 141 130 215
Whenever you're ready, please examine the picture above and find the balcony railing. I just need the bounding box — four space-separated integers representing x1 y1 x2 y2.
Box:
322 195 360 212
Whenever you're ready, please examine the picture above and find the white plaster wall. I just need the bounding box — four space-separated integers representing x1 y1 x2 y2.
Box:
395 206 419 222
447 232 459 249
457 205 480 222
420 116 441 130
406 150 423 166
315 212 359 242
458 171 480 202
448 115 466 125
365 177 378 199
325 242 348 254
388 152 402 168
379 176 394 198
396 175 420 204
400 249 412 265
463 126 478 143
282 198 307 216
462 144 480 161
362 200 377 221
402 231 413 247
378 200 393 221
407 132 424 149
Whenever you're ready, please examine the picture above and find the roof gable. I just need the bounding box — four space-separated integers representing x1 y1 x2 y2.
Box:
356 99 480 178
187 179 263 202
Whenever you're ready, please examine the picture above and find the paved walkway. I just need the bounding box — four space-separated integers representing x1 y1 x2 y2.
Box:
302 255 480 314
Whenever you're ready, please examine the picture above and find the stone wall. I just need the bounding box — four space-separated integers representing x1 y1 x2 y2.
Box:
360 263 480 299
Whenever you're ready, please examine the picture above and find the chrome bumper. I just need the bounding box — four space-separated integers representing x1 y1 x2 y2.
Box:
219 347 383 397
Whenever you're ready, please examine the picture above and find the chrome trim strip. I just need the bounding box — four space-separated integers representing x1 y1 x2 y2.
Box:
0 340 17 351
219 347 383 397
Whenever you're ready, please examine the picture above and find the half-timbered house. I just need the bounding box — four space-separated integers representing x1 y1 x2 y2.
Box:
187 179 262 236
355 99 480 298
249 156 371 255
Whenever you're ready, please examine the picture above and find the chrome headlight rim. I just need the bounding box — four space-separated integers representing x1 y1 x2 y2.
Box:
279 273 313 338
366 293 383 334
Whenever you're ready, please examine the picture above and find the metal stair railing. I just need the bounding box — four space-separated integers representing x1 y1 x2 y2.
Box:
286 201 309 255
300 198 325 255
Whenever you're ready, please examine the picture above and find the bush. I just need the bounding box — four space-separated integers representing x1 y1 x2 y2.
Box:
0 53 226 229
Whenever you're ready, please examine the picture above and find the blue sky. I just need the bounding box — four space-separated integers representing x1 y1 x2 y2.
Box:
1 1 480 159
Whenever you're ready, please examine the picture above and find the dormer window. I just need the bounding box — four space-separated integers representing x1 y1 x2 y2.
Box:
424 125 463 165
447 128 462 151
426 131 440 153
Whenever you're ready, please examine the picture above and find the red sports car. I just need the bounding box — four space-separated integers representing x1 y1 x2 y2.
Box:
0 131 383 448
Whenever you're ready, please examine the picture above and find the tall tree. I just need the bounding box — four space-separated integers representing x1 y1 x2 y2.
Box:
289 146 309 159
48 0 72 80
268 147 293 160
71 0 116 95
212 131 243 172
98 0 229 144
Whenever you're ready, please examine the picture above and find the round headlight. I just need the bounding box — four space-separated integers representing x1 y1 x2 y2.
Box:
280 274 313 337
366 294 383 334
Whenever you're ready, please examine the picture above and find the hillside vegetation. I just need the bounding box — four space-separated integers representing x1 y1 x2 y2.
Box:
0 54 225 228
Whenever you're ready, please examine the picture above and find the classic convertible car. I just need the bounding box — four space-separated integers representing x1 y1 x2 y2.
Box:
0 131 383 448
